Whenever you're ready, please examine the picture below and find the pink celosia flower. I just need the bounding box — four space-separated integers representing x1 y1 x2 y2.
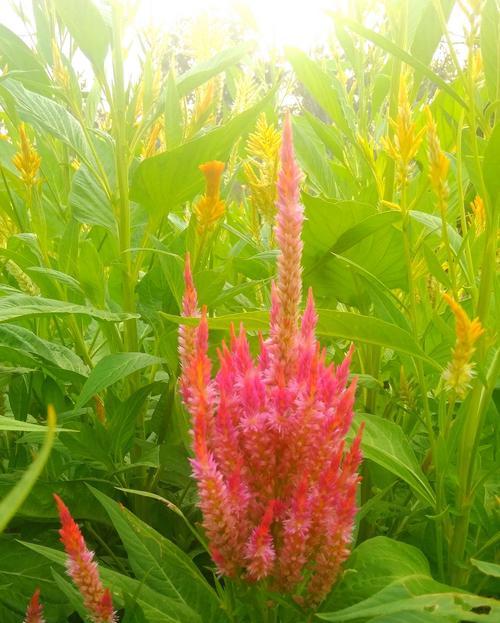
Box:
23 589 45 623
54 494 116 623
179 112 363 606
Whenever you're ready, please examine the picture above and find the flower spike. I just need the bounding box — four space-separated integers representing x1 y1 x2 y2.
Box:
23 589 45 623
54 494 116 623
179 112 363 606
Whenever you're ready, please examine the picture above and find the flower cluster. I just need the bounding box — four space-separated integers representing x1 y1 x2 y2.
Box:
54 494 116 623
179 113 363 606
193 160 226 235
426 106 450 210
442 294 484 397
12 123 41 187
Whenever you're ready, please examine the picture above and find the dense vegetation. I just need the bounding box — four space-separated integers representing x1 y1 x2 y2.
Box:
0 0 498 621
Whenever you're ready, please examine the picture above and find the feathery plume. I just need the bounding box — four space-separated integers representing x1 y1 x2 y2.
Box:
426 107 449 210
470 195 485 236
54 494 116 623
193 161 226 234
12 124 41 187
23 589 45 623
180 112 363 607
442 294 484 397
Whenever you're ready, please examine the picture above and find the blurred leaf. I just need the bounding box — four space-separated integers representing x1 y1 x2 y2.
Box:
483 121 500 207
481 0 500 103
0 408 56 533
0 25 50 93
53 0 111 69
470 559 500 578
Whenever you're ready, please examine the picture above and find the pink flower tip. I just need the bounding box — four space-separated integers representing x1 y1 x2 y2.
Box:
24 588 45 623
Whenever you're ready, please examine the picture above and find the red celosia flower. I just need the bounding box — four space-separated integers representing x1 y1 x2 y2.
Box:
179 112 363 606
23 589 45 623
54 494 116 623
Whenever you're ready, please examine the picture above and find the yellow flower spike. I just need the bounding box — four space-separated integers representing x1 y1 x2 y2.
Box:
193 160 226 234
442 293 484 397
51 40 70 90
470 195 485 236
426 107 449 209
382 73 425 189
142 119 164 158
12 123 41 187
243 113 281 223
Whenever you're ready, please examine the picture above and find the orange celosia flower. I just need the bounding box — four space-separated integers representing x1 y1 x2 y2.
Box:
23 589 45 623
442 293 484 397
193 161 225 234
12 123 41 186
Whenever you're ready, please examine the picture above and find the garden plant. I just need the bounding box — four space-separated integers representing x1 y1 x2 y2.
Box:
0 0 498 621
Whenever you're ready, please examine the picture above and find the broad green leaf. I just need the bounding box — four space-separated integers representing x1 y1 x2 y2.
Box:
323 537 433 611
74 353 163 410
481 0 500 103
90 487 224 622
471 559 500 578
130 91 275 211
329 211 401 255
335 15 467 109
0 407 56 533
0 25 50 93
69 164 116 234
0 293 136 323
22 541 200 622
350 414 436 507
53 0 111 68
318 577 500 621
0 324 87 380
26 267 84 295
0 78 93 165
164 70 183 149
410 210 463 254
161 309 438 368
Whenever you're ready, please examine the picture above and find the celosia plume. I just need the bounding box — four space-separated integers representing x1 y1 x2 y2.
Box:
442 293 484 397
193 161 226 234
382 74 425 189
426 107 449 209
470 195 485 235
179 112 363 606
23 589 45 623
12 124 41 187
54 494 116 623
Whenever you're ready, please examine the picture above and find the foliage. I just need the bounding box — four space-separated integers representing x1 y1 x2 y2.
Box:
0 0 498 622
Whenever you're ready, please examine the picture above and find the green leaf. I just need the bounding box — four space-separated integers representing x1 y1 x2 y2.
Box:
161 309 438 368
0 293 136 323
0 408 56 533
481 0 500 103
0 78 93 165
322 537 433 611
0 25 50 93
471 559 500 578
0 415 72 433
90 487 223 622
483 121 500 207
286 47 352 137
349 414 436 507
131 91 275 212
330 211 401 255
176 42 253 96
335 15 467 109
69 164 116 234
22 541 200 622
74 353 163 410
53 0 111 69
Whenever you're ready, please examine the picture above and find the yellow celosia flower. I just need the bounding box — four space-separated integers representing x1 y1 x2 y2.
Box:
442 293 484 397
243 113 281 223
142 119 164 158
470 195 485 235
193 161 225 234
12 123 41 186
426 107 449 209
51 40 70 90
382 74 425 188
